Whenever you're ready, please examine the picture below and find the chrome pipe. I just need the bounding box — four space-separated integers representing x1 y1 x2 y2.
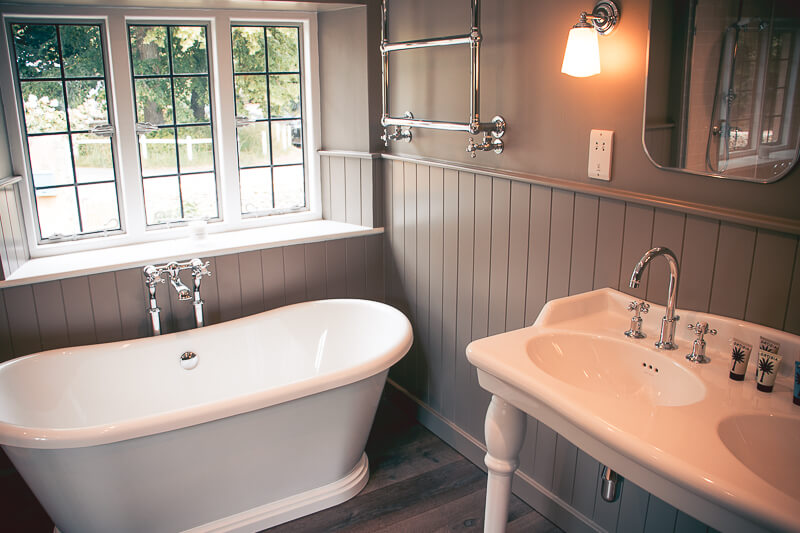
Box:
469 0 481 133
381 34 472 52
383 115 502 135
143 265 163 336
381 0 389 136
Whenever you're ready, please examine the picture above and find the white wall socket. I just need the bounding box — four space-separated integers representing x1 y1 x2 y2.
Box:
588 129 614 181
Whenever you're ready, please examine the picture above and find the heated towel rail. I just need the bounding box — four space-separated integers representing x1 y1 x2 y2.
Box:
380 0 506 157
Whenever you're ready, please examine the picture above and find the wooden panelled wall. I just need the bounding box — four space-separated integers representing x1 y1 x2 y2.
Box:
380 157 800 533
320 152 383 227
0 234 384 362
0 183 29 280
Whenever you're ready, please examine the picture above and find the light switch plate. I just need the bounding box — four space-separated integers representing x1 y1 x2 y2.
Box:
588 129 614 180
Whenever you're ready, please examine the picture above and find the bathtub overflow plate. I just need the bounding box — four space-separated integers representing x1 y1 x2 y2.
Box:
180 351 198 370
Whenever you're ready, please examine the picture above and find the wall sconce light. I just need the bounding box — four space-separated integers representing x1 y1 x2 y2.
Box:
561 0 620 77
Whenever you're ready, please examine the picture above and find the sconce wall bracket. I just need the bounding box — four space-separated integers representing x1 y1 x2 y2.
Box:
589 0 620 35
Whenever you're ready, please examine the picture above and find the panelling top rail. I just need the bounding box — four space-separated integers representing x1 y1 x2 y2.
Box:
0 176 22 189
380 0 506 158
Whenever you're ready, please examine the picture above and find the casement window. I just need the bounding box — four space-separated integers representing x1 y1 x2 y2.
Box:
0 9 319 258
10 22 121 240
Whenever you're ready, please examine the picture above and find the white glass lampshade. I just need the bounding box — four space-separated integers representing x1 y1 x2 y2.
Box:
561 26 601 77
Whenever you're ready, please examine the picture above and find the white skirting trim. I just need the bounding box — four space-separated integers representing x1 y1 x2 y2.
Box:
183 453 370 533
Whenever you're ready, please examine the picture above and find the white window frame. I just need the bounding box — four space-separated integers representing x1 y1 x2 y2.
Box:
0 6 322 259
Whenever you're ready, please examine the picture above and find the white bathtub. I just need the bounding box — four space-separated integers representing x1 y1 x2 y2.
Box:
0 298 412 533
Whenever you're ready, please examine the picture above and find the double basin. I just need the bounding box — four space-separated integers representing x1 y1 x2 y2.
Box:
467 288 800 532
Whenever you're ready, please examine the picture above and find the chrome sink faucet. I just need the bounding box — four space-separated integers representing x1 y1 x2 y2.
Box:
629 247 680 350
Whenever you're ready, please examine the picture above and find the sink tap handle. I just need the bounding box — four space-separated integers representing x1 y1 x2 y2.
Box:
627 301 649 315
686 322 715 364
624 301 649 339
687 321 716 336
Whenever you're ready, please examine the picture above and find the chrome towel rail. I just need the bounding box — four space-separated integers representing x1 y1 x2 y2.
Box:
380 0 506 157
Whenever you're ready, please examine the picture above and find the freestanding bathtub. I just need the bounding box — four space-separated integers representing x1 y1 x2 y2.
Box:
0 298 412 533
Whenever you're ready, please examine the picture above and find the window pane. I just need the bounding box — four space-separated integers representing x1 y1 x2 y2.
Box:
73 134 113 183
66 80 108 131
61 25 103 78
140 127 177 177
77 182 120 232
178 125 214 174
13 22 120 242
129 26 168 76
235 75 267 119
267 27 299 73
143 176 181 224
36 187 80 238
239 167 273 213
237 122 270 167
271 120 302 165
269 74 300 118
181 172 217 219
12 24 60 79
174 76 210 124
232 27 265 73
273 165 304 209
135 78 174 125
170 27 208 75
21 81 66 133
28 135 73 187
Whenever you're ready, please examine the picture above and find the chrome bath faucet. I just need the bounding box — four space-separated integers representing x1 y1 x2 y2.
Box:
629 247 680 350
143 258 212 334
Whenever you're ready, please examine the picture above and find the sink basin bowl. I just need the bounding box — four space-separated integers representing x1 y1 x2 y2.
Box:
526 332 706 407
718 414 800 501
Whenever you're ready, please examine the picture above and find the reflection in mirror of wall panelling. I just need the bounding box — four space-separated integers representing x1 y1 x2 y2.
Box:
32 281 68 351
745 230 798 330
646 209 686 306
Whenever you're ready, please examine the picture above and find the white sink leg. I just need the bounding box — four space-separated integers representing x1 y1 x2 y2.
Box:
483 394 527 533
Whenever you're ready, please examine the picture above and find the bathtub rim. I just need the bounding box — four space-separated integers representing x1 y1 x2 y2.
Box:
0 299 412 450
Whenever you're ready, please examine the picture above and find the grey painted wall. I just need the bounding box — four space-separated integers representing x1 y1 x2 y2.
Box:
379 0 800 223
380 155 799 532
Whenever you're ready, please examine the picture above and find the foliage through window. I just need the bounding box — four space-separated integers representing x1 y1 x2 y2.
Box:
11 23 121 240
231 25 305 215
129 25 219 225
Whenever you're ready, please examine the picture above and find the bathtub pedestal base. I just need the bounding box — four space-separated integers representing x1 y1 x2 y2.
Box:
53 453 369 533
189 452 370 533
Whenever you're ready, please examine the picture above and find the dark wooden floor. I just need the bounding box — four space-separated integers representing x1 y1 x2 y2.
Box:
0 386 559 533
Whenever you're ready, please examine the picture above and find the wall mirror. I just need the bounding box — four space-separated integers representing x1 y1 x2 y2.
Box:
643 0 800 182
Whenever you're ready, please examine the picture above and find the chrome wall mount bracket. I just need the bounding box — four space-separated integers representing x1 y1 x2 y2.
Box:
588 0 620 36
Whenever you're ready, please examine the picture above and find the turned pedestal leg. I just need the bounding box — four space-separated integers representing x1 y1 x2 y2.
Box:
483 395 526 533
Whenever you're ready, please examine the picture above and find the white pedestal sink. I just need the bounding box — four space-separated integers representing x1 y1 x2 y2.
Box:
467 288 800 533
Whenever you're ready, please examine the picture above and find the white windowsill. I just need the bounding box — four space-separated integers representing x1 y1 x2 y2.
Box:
1 220 382 288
